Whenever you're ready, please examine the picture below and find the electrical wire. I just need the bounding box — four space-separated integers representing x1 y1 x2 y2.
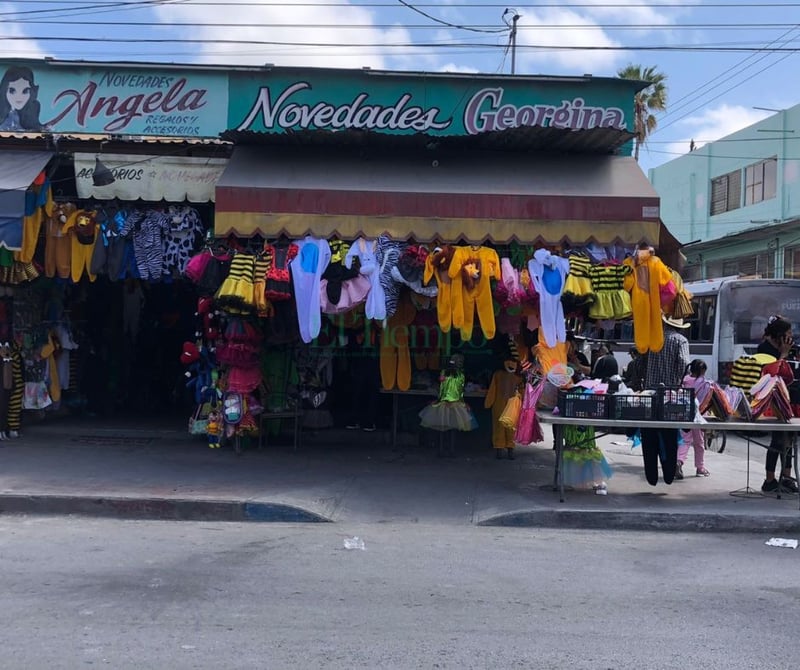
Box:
6 35 800 51
394 0 507 34
653 24 800 129
12 20 800 30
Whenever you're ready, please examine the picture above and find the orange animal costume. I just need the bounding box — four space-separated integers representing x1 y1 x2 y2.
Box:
61 209 99 283
380 291 416 391
448 246 500 341
45 203 74 279
424 245 456 333
484 362 522 450
622 247 674 353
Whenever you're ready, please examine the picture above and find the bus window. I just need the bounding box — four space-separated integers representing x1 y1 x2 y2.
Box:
687 296 716 342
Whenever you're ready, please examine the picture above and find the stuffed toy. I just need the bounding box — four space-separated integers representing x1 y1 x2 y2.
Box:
184 344 220 406
206 409 223 449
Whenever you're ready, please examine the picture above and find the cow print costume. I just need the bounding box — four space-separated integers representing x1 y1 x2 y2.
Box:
163 206 204 277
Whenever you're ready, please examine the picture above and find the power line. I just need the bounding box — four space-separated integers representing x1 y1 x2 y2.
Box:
395 0 507 34
12 20 800 30
16 1 800 5
653 24 800 129
7 35 800 51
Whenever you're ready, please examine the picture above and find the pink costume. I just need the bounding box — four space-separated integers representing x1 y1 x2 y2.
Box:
345 238 385 321
515 379 545 446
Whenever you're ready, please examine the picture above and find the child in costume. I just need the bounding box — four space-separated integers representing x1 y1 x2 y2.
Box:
206 409 222 449
419 353 478 432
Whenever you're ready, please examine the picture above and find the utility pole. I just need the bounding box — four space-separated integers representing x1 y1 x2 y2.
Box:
503 8 521 74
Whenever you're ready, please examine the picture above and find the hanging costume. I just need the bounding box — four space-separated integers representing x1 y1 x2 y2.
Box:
418 362 477 432
448 245 500 341
321 240 369 313
423 245 456 333
514 375 545 446
345 238 385 321
587 263 633 320
528 249 569 347
6 343 22 436
263 243 298 301
61 209 99 283
162 206 203 276
17 182 52 263
623 247 674 353
485 365 521 450
376 236 404 321
391 244 437 297
562 424 613 489
216 254 257 314
119 210 171 281
380 290 416 391
640 428 679 486
45 203 74 279
291 236 331 344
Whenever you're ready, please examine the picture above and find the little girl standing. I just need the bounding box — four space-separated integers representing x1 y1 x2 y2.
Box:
678 359 710 478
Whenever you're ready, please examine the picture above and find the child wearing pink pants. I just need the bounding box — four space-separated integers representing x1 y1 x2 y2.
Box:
677 359 710 479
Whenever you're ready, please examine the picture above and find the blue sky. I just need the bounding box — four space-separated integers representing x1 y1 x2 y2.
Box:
0 0 797 173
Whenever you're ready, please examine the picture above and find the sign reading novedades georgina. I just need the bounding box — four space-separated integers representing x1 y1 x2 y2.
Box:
229 70 631 136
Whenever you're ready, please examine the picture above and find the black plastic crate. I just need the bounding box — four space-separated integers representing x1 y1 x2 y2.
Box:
557 390 610 420
657 387 695 421
611 393 656 421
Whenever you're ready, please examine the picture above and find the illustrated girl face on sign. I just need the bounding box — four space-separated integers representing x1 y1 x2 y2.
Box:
6 76 32 111
0 66 43 131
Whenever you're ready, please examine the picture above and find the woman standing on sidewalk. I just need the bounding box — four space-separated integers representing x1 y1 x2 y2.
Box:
757 316 799 494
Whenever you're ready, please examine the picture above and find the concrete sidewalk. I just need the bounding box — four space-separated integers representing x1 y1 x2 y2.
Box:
1 419 799 532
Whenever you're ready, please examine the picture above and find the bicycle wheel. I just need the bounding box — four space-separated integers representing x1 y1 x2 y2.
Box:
704 430 727 454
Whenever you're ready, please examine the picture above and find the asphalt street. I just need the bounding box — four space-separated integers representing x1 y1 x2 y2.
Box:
1 516 796 669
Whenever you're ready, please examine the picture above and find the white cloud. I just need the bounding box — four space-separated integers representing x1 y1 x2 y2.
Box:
575 0 676 25
0 3 47 59
437 63 479 74
153 0 413 69
661 104 774 159
515 9 623 72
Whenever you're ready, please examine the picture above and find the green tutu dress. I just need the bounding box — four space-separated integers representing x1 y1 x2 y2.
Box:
419 371 478 432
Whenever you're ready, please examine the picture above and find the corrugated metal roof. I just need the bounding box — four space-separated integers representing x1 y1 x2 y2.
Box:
0 131 228 145
222 125 633 155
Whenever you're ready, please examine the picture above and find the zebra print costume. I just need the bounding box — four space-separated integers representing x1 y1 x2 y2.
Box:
376 236 405 321
119 210 171 281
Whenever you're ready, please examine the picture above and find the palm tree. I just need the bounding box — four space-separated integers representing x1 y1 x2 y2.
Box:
617 64 668 162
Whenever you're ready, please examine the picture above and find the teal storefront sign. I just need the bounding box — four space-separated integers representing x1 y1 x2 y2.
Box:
228 69 636 136
0 60 227 136
0 61 636 139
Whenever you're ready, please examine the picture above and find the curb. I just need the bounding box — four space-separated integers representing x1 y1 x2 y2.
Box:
0 495 332 523
477 509 800 533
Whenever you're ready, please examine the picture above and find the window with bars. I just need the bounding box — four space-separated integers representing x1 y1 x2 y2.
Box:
681 264 702 282
744 157 777 206
706 252 775 278
710 169 742 215
784 247 800 279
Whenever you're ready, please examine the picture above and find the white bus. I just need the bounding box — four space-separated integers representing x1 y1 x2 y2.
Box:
580 276 800 383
